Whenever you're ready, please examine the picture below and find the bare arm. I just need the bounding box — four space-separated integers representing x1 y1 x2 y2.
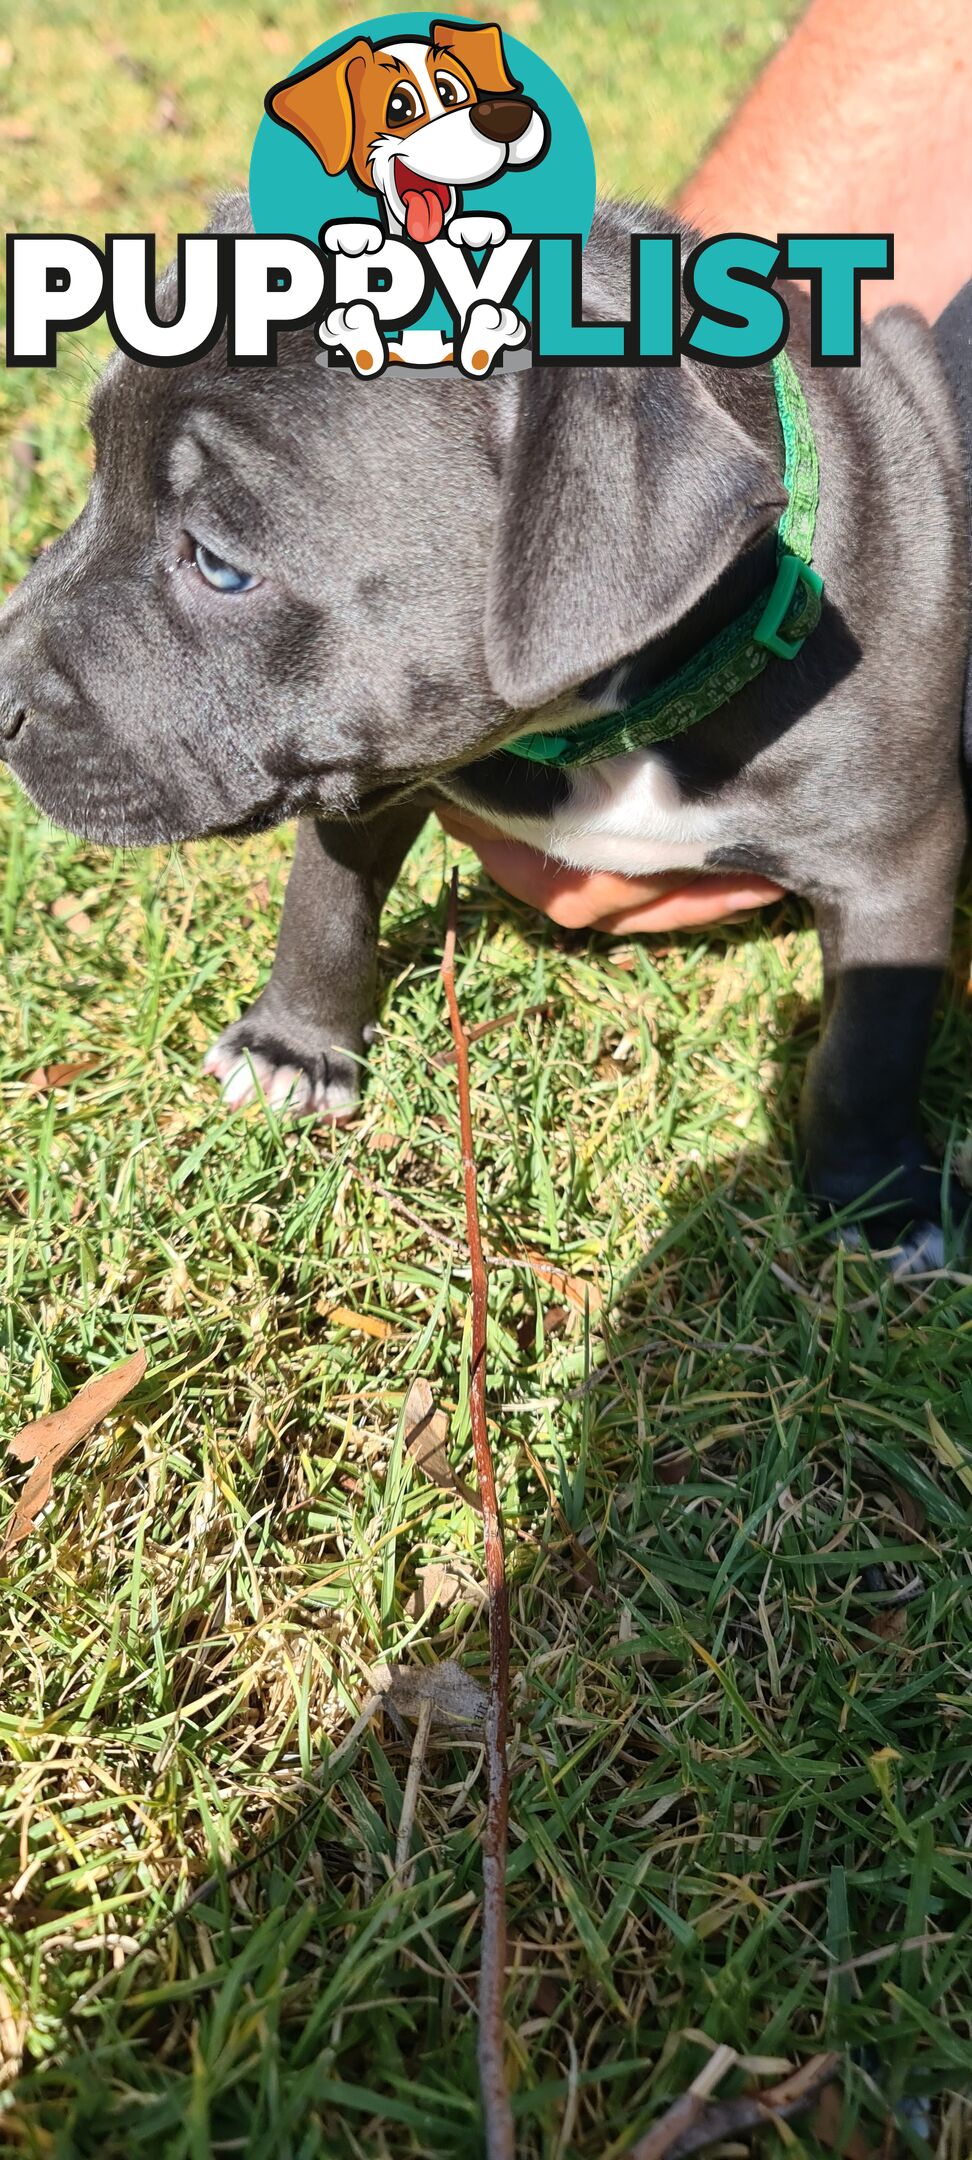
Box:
445 0 971 928
678 0 972 320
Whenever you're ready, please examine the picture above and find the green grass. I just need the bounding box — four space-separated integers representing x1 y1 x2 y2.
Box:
3 1 972 2154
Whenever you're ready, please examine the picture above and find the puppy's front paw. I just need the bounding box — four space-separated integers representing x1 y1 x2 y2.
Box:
447 212 510 250
458 299 527 377
806 1140 969 1263
321 220 384 257
317 301 387 377
204 1017 362 1122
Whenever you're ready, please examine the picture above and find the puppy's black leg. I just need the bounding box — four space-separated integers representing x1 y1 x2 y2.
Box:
206 804 428 1116
799 873 967 1250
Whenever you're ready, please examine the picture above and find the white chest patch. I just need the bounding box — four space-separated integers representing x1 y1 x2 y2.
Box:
476 748 722 876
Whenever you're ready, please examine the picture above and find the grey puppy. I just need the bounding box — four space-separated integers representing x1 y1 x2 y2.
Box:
1 195 970 1253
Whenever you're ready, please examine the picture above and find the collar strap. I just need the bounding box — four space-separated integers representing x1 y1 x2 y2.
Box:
506 351 823 770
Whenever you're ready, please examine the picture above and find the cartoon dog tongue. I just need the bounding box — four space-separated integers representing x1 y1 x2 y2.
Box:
400 180 446 243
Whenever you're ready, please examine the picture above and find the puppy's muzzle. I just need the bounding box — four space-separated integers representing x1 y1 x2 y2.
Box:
0 587 83 761
469 96 536 145
0 694 28 745
0 615 36 745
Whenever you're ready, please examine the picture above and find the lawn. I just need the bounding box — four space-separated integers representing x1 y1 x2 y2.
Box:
2 2 972 2155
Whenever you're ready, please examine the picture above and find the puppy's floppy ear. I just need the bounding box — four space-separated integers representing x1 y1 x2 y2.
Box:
430 18 520 95
485 364 787 711
266 38 373 177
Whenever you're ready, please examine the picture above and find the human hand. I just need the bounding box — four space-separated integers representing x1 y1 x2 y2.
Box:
437 808 784 934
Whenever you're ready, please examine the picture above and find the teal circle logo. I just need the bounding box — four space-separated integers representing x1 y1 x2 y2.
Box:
250 14 595 246
249 14 595 368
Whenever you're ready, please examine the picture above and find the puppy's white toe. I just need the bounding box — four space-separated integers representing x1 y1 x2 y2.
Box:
204 1032 360 1123
214 1053 297 1113
264 1062 312 1112
312 1075 359 1121
217 1055 266 1110
889 1222 947 1276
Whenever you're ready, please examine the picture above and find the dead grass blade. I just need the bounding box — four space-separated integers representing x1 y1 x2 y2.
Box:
441 868 513 2160
1 1348 147 1556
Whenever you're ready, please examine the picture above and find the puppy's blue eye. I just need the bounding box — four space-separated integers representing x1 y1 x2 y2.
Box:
192 540 258 593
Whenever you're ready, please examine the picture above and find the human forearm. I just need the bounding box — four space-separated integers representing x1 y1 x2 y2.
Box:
677 0 972 319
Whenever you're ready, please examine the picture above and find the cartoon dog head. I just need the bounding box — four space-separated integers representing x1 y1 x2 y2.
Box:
267 19 549 241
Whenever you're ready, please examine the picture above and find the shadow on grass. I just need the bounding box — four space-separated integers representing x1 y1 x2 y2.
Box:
6 886 972 2160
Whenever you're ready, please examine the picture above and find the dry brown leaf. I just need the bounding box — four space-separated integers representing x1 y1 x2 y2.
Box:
46 1057 100 1087
318 1302 394 1340
408 1560 464 1620
497 1249 601 1314
891 1481 926 1538
656 1450 692 1487
50 895 93 937
811 2082 882 2159
25 1055 100 1094
52 888 100 917
403 1378 480 1510
2 1349 147 1555
373 1656 488 1727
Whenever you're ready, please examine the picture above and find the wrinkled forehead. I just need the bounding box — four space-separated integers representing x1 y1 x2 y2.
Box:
86 338 497 537
88 340 341 511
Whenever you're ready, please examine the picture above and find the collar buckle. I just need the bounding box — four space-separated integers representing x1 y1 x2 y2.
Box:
754 551 824 661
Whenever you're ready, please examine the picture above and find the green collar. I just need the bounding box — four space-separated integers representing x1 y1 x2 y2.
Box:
506 351 823 771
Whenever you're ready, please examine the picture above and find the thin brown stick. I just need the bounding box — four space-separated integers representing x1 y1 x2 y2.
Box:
430 1001 548 1067
625 2051 842 2160
441 867 513 2160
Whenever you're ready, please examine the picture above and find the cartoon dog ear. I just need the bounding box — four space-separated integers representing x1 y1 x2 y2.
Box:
266 38 373 177
485 363 787 712
430 18 520 96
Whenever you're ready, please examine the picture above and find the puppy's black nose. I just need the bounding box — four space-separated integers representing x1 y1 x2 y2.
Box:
470 96 535 144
